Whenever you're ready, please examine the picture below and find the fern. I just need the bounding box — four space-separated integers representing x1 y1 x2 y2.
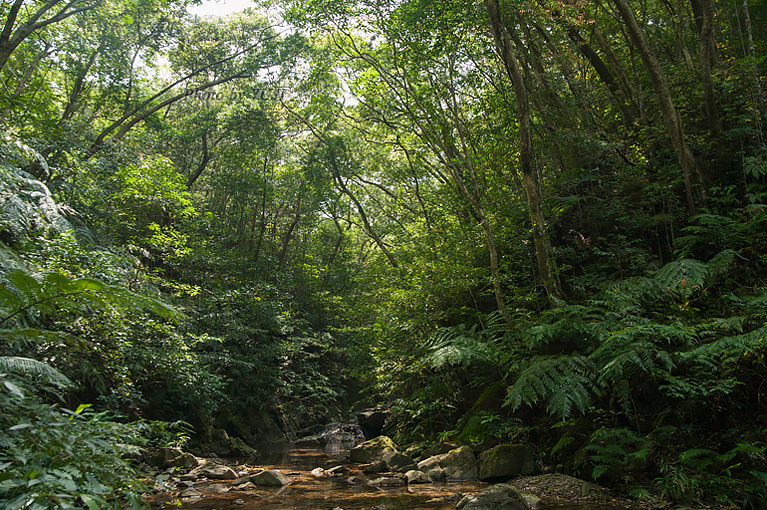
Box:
0 356 73 388
679 327 767 366
505 355 595 419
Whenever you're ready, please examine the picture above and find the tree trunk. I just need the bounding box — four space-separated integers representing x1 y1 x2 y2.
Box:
485 0 561 308
612 0 704 214
697 0 720 135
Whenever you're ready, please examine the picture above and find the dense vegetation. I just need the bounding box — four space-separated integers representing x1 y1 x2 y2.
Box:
1 0 766 507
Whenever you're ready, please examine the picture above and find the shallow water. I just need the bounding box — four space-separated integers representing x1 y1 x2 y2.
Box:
148 443 627 510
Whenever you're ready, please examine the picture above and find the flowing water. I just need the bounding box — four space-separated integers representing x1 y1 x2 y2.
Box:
148 442 629 510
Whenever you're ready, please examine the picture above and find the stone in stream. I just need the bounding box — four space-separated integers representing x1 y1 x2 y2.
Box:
456 483 528 510
349 435 398 463
382 450 417 472
185 461 237 480
417 445 478 481
478 444 535 481
245 469 292 486
367 475 406 487
326 465 351 477
361 460 387 474
295 435 327 447
404 469 430 484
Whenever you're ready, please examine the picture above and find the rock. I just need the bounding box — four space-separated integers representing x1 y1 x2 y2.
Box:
347 476 366 485
367 476 406 487
247 470 292 486
349 435 398 463
361 460 387 474
521 494 542 509
208 483 230 493
382 450 417 472
209 435 257 458
231 482 256 491
296 435 327 447
456 484 528 510
188 461 237 480
404 470 430 484
478 444 535 481
417 445 478 481
172 453 199 469
147 448 185 468
180 488 202 498
326 465 351 477
357 407 390 439
417 443 457 461
310 467 326 477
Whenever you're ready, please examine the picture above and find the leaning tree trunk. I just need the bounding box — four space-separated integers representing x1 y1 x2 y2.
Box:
485 0 561 308
612 0 705 214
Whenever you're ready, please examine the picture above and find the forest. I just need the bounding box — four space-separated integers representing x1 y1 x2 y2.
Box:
0 0 766 507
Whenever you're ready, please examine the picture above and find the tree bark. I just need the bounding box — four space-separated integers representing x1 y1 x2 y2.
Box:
612 0 704 214
485 0 561 308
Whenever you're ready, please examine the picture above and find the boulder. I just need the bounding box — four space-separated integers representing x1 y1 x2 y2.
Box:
349 435 398 463
247 470 292 486
367 476 406 487
382 450 417 472
478 444 535 481
357 407 390 439
187 461 237 480
456 484 528 510
417 445 478 481
404 470 431 484
417 443 457 461
146 448 185 468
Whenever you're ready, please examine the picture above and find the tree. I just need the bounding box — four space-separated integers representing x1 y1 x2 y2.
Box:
0 0 104 72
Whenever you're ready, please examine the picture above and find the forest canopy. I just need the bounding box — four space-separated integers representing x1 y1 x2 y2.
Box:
0 0 766 507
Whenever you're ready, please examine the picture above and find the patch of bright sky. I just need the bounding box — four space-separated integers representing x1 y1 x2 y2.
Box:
188 0 257 17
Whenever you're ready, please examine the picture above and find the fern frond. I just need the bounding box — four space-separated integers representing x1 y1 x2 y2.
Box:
679 327 766 364
505 355 595 419
655 258 707 297
0 356 73 388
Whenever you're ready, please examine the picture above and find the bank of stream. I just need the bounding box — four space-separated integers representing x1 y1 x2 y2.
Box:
148 441 634 510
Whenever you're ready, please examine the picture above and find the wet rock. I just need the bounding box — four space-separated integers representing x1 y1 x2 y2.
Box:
350 435 398 463
404 470 430 484
326 465 351 477
248 469 292 486
296 435 327 447
356 407 389 439
367 475 406 487
187 461 237 480
417 445 478 481
361 460 387 474
231 482 256 491
347 475 366 485
456 483 528 510
478 444 535 481
310 467 326 477
382 451 417 472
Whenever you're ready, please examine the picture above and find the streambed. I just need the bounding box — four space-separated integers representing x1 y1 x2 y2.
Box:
148 442 631 510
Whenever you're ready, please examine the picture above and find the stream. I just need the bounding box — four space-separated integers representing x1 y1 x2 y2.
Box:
148 441 632 510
